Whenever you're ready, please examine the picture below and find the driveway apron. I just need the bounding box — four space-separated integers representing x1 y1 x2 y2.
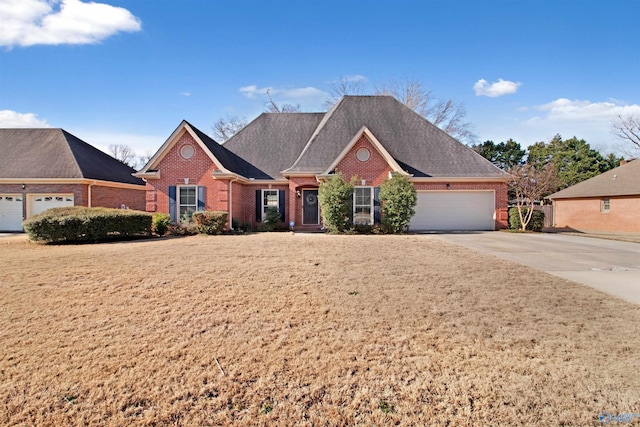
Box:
433 232 640 305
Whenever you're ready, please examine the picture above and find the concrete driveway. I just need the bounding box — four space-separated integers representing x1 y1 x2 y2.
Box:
434 232 640 305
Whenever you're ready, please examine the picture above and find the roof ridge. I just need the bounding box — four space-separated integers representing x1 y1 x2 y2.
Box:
283 97 346 172
60 129 85 178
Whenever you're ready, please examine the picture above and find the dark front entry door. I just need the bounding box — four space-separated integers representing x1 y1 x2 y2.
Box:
302 189 319 225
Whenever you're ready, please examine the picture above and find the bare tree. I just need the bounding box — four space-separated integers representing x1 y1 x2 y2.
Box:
611 114 640 154
323 76 476 143
322 76 368 110
108 144 137 167
508 164 558 231
375 77 475 143
264 89 301 113
212 114 248 142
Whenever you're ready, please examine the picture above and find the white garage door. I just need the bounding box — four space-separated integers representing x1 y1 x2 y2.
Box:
32 194 75 216
410 191 495 231
0 194 24 231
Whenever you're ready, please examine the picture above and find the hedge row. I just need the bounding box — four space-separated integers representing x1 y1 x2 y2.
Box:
508 207 545 232
192 211 228 235
23 207 152 243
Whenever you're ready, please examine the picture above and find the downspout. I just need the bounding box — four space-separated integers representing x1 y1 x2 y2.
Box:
88 181 97 207
228 177 239 230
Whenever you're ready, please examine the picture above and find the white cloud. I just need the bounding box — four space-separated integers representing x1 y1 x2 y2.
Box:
0 0 141 48
180 91 191 97
531 98 640 122
0 110 49 127
474 78 521 97
523 98 640 152
239 84 330 109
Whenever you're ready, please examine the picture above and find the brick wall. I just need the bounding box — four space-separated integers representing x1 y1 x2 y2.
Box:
91 185 146 211
553 196 640 232
334 135 393 186
145 131 226 216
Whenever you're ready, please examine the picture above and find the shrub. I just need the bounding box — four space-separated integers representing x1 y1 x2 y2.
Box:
167 223 199 236
192 211 228 235
258 207 281 232
379 174 417 233
23 207 152 243
152 213 171 236
318 173 354 233
508 207 545 232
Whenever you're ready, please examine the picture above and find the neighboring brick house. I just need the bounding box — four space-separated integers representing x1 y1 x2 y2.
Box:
548 159 640 233
135 96 510 231
0 128 146 232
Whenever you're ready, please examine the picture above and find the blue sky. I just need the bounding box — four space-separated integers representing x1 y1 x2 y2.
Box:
1 0 639 159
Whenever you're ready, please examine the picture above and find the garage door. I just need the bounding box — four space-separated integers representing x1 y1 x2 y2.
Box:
410 191 495 231
0 195 24 231
31 194 75 216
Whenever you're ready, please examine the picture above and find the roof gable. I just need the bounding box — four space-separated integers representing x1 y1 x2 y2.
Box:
549 159 640 199
285 96 508 178
322 127 407 175
0 128 143 185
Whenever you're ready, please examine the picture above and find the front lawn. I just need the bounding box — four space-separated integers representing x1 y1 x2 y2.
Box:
1 234 638 426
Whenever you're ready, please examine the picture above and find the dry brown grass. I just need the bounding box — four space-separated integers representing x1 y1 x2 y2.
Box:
1 233 638 426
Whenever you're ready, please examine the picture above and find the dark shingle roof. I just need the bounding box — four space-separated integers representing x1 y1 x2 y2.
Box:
288 96 506 177
222 113 325 179
221 96 506 179
548 159 640 199
0 128 145 185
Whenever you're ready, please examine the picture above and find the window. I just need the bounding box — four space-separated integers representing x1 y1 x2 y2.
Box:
353 187 373 224
179 186 197 221
180 144 195 159
356 148 371 162
601 198 610 213
262 190 279 221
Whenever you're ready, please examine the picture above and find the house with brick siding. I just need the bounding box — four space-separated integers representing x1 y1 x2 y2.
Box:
135 96 510 231
0 128 146 232
548 159 640 233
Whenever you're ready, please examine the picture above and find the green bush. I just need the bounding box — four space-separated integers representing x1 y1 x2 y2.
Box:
379 174 417 233
508 207 545 232
192 211 228 235
152 213 171 236
318 173 354 233
23 207 152 243
258 207 281 232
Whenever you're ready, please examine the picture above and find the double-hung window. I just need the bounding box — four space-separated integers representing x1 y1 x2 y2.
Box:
353 187 373 224
601 198 610 213
179 186 197 221
262 189 279 221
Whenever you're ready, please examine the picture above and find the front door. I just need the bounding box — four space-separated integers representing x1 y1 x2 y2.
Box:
302 189 319 225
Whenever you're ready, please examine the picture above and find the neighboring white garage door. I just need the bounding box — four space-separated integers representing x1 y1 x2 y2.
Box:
31 194 75 216
0 194 24 231
410 191 495 231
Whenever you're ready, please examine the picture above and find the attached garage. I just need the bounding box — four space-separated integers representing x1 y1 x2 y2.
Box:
0 194 24 231
30 194 74 216
410 191 495 231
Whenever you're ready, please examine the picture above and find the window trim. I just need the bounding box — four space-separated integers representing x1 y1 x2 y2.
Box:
262 189 279 222
353 186 373 225
177 185 197 222
601 198 610 213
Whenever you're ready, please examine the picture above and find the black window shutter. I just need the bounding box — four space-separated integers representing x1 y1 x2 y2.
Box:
197 186 205 211
348 191 354 224
278 190 286 222
373 187 381 224
255 189 262 222
168 186 177 223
